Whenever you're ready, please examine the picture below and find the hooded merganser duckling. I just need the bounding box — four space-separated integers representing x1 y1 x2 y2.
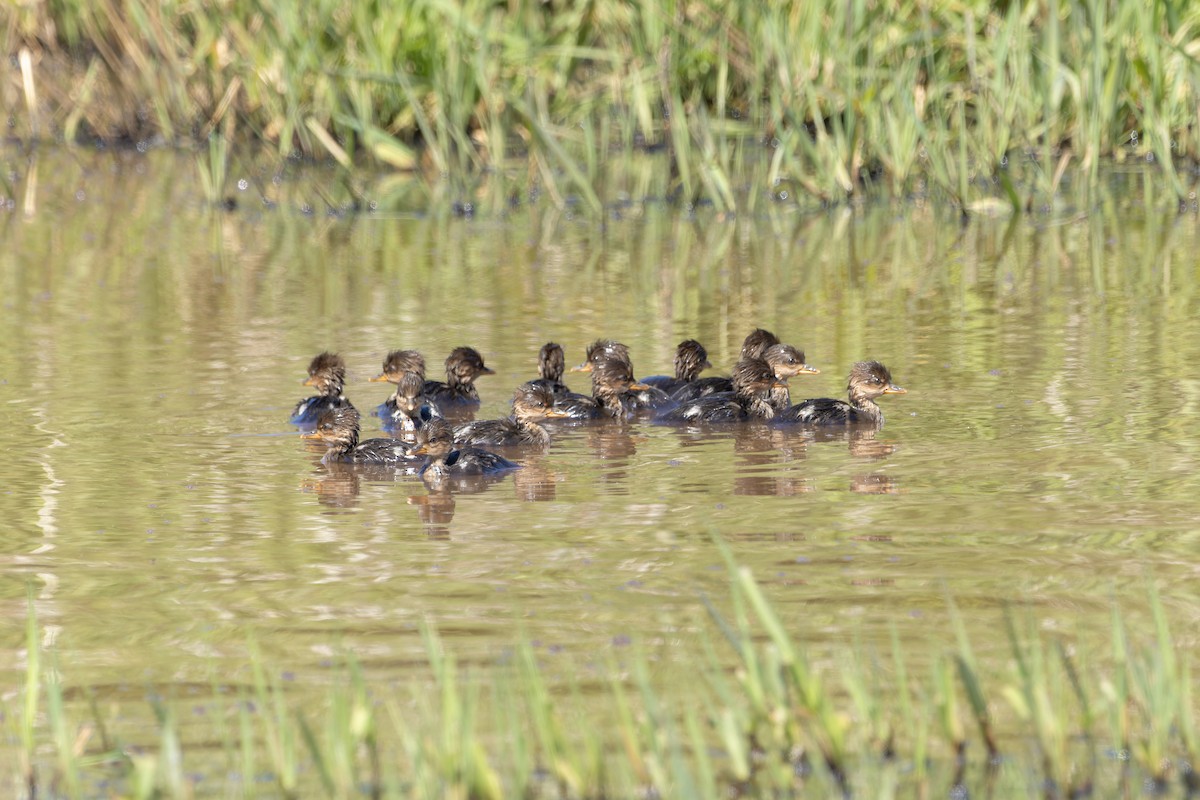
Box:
411 417 520 479
370 350 441 433
669 328 781 403
290 352 353 427
423 346 495 410
302 406 422 466
554 355 655 419
453 385 569 447
741 328 781 360
523 342 572 396
640 339 714 397
658 358 787 423
776 361 906 426
761 343 821 411
573 339 675 412
551 340 626 418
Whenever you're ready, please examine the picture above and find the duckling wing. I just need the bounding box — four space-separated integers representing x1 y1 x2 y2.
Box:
450 448 521 475
638 375 683 395
552 392 602 419
523 377 572 396
657 392 744 423
627 385 677 412
670 376 733 402
348 438 421 464
291 395 348 427
777 398 854 425
454 418 517 446
423 380 480 407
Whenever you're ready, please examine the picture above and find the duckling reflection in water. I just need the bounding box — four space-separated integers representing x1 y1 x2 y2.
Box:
302 406 422 467
411 417 520 481
301 461 362 508
408 489 457 535
454 385 569 448
423 346 495 415
730 423 810 497
776 361 906 427
290 352 354 428
371 349 441 434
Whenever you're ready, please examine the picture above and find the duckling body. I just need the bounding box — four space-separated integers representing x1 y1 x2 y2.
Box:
777 361 906 427
761 343 821 412
658 358 783 423
423 346 494 410
412 418 520 479
370 350 441 433
454 385 567 447
640 339 713 397
669 329 779 403
669 376 734 403
523 342 572 396
592 355 657 419
303 406 422 466
290 352 353 427
575 339 675 413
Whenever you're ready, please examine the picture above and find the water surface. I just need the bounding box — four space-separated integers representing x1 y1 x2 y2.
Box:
2 148 1198 771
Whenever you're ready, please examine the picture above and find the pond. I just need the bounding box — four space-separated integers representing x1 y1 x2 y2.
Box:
2 148 1199 791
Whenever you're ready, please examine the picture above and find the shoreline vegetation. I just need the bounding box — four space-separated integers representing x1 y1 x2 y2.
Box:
3 1 1200 214
9 561 1199 799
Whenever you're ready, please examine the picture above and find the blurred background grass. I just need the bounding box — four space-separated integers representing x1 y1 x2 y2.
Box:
3 0 1199 213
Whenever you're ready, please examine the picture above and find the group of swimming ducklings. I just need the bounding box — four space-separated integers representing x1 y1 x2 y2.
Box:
291 329 906 482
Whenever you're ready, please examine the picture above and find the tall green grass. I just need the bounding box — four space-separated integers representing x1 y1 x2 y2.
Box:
7 565 1199 799
3 0 1199 213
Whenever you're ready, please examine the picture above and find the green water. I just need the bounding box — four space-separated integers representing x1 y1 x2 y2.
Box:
2 149 1199 787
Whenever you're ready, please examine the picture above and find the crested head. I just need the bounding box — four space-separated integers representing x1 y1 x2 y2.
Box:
674 339 711 381
512 383 557 417
740 329 780 361
304 351 346 394
445 346 494 384
591 355 638 394
308 351 344 374
586 339 632 367
762 344 811 379
732 358 780 398
847 361 906 399
304 405 361 451
381 349 426 380
414 416 455 459
394 371 427 415
538 342 565 381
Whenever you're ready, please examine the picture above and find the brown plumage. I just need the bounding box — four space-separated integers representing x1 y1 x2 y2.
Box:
777 361 907 427
371 349 440 432
423 346 495 407
523 342 571 395
454 384 569 447
411 417 520 479
658 358 786 423
291 352 352 427
302 406 421 465
640 339 714 396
